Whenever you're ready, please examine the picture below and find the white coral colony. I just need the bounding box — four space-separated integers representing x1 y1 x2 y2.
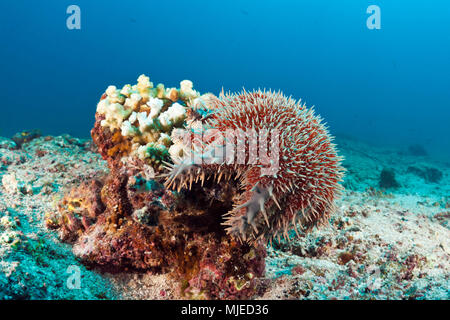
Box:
95 74 203 167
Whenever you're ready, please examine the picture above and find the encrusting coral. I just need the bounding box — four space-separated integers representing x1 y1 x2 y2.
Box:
49 74 344 299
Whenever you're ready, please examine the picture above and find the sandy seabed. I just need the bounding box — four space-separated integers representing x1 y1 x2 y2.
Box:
0 134 448 300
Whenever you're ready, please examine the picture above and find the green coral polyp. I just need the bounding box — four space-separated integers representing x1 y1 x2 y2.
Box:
137 143 170 167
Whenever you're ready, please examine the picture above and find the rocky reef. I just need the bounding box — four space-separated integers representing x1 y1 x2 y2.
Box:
50 167 266 299
46 74 344 299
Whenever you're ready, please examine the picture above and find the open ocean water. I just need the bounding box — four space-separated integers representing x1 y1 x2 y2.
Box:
0 0 449 159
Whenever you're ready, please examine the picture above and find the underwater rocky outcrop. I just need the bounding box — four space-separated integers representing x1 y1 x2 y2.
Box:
407 166 443 184
47 74 344 299
12 129 42 149
379 168 400 189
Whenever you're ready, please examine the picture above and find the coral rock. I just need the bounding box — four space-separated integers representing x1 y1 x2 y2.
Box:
51 76 345 300
379 168 400 189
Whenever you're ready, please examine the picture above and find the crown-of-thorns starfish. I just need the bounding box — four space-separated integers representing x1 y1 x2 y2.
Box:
160 89 345 244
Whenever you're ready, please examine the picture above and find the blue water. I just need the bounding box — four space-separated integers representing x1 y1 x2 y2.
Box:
1 0 449 158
